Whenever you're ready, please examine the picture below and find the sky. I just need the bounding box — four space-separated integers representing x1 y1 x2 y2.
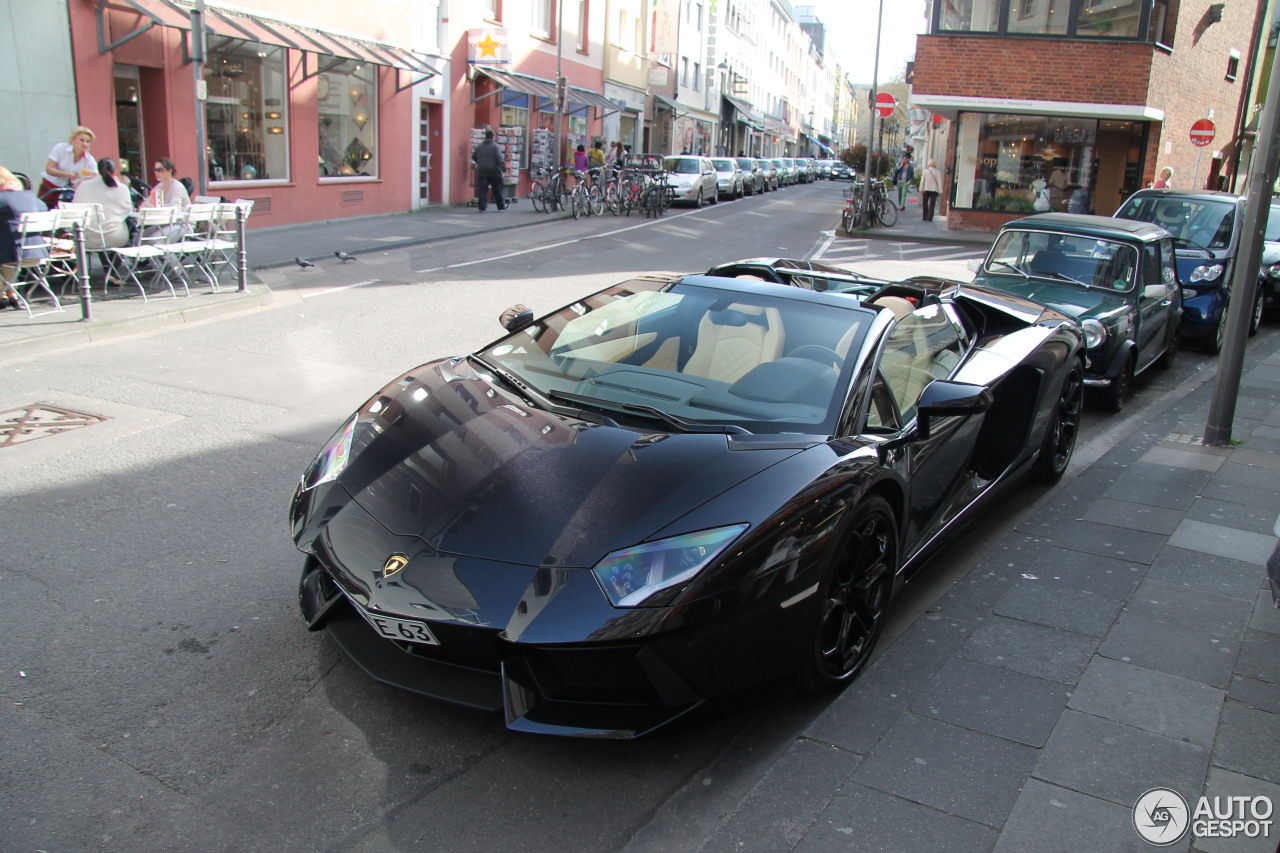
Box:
808 0 930 86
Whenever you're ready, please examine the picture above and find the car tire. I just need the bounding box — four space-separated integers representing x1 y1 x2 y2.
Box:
799 496 896 691
1249 288 1264 337
1032 361 1084 483
695 188 704 208
1102 354 1134 413
1156 322 1180 370
1203 315 1226 354
710 186 719 204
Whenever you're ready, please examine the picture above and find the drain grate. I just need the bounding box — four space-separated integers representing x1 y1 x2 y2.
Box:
0 404 107 448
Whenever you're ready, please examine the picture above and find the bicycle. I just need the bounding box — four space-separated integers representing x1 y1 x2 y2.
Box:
528 164 567 213
844 179 897 229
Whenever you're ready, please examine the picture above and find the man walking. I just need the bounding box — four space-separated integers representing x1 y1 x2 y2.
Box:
472 129 507 212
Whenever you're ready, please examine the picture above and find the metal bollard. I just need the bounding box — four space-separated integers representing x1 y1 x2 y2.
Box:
236 204 247 292
74 221 92 321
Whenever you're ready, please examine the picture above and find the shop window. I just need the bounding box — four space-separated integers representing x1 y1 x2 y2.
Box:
938 0 1001 33
953 112 1100 213
1008 0 1068 35
204 40 287 183
501 100 530 168
318 60 378 178
1076 0 1142 38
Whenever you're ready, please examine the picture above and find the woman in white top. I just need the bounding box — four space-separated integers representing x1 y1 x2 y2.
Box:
72 158 134 250
140 157 190 210
39 126 97 205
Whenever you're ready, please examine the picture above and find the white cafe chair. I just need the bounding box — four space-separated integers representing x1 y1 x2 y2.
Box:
9 210 65 317
108 207 181 300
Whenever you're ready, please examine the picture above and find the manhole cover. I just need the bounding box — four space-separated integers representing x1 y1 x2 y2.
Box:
0 404 107 448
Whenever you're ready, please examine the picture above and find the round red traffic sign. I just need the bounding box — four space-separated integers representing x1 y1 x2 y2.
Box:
1189 118 1216 147
875 92 897 119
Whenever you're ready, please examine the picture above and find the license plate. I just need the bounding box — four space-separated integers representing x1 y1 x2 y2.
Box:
356 606 439 646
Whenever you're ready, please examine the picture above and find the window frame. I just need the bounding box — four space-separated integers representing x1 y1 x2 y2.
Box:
931 0 1156 41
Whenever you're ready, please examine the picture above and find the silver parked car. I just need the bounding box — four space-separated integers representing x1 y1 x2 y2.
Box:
735 157 765 195
756 158 778 191
773 158 794 186
710 157 745 199
663 156 719 207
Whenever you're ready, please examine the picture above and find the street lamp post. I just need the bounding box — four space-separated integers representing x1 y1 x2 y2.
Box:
859 0 884 228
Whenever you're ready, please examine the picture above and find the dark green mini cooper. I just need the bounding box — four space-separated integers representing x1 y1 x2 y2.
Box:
974 213 1182 412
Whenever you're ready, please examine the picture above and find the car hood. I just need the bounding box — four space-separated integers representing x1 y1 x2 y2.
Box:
333 359 805 569
975 276 1129 321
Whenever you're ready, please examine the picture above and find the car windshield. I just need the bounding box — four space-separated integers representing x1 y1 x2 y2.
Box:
478 279 871 435
1116 195 1237 251
664 157 701 174
986 229 1139 292
711 159 734 171
736 158 755 169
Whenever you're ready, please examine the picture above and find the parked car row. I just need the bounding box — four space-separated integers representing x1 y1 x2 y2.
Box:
666 155 850 205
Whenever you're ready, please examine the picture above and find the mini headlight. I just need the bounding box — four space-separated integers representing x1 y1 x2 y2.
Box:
1190 264 1224 282
1081 319 1108 350
593 524 748 607
301 415 357 490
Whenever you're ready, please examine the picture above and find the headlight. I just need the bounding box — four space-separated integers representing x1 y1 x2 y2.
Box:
1190 264 1224 282
593 524 748 607
1268 264 1280 280
300 415 357 491
1081 319 1108 350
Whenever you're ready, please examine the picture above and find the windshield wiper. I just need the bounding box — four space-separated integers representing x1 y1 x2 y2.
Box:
1038 270 1089 287
468 355 616 425
989 261 1030 279
549 390 751 435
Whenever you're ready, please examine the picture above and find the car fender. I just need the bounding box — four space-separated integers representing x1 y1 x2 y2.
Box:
1097 336 1137 378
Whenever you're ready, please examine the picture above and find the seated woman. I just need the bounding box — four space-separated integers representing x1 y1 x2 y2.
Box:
72 157 135 282
0 165 50 309
138 157 190 239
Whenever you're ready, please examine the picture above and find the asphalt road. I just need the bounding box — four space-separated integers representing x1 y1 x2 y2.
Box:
0 181 1239 852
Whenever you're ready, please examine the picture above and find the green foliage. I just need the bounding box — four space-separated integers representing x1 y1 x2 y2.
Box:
842 144 892 178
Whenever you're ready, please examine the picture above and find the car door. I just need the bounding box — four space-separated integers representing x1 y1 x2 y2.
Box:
872 303 984 556
1136 242 1173 368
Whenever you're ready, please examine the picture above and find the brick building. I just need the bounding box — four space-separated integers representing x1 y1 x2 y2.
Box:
912 0 1265 231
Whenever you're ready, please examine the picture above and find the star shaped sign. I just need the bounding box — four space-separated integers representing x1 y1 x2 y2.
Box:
475 33 502 59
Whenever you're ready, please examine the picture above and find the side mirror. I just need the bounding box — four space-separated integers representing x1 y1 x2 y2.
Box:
916 380 993 439
967 259 983 273
499 304 534 332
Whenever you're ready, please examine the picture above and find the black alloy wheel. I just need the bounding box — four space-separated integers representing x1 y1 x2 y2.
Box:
1102 355 1134 413
1250 288 1264 337
801 496 896 690
1204 313 1226 354
1033 362 1084 483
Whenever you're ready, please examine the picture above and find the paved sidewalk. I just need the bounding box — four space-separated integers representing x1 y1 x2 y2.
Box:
697 334 1280 853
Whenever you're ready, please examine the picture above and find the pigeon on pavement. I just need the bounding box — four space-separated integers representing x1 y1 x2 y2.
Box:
334 251 356 262
295 257 315 268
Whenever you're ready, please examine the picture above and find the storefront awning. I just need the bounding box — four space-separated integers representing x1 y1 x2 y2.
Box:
653 94 687 118
471 66 618 116
722 94 763 130
97 0 441 90
911 92 1164 122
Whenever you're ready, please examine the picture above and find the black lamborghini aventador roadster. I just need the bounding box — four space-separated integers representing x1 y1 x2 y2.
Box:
290 268 1085 738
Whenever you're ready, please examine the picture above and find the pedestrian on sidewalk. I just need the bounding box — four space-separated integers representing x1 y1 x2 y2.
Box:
893 154 914 211
471 130 507 212
919 159 943 221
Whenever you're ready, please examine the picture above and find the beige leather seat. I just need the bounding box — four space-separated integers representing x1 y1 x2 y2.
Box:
684 304 785 383
871 297 934 419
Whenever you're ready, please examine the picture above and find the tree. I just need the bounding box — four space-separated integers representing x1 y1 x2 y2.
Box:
843 144 891 178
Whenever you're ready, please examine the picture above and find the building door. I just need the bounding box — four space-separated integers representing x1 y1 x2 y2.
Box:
418 100 431 207
114 66 145 182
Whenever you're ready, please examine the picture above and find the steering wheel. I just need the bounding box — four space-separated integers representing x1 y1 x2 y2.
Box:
788 345 844 370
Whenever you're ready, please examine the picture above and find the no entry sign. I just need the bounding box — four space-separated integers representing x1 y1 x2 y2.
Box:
1189 118 1216 147
875 92 897 118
